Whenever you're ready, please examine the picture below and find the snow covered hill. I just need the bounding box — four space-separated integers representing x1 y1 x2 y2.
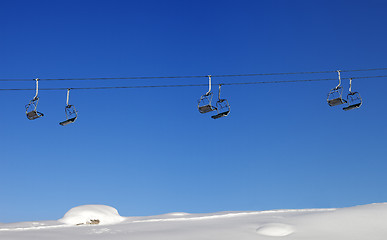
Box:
0 203 386 240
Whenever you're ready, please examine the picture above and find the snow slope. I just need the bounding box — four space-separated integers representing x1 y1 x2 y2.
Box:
0 203 386 240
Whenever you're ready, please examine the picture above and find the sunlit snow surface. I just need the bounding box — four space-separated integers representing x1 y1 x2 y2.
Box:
59 205 125 225
0 203 386 240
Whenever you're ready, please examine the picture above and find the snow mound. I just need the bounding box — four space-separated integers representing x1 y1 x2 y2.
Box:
59 205 125 225
167 212 190 216
256 223 294 237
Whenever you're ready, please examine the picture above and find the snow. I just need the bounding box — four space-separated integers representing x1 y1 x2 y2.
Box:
59 205 125 225
256 223 294 237
0 203 386 240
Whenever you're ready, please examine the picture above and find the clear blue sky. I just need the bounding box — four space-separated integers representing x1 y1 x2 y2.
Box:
1 0 386 222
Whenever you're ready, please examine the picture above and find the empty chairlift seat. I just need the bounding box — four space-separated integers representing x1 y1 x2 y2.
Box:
59 116 77 126
198 75 217 114
211 99 230 119
25 79 44 120
26 109 44 120
59 89 78 126
343 78 362 111
327 70 347 107
59 104 77 126
342 92 362 111
198 92 217 113
211 85 230 119
327 86 347 106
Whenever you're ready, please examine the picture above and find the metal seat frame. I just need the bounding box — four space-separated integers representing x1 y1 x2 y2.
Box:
59 89 78 126
198 75 217 113
327 86 347 106
25 78 44 120
211 84 230 119
327 70 346 107
343 78 362 111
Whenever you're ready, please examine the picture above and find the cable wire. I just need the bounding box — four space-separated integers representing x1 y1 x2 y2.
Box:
0 75 386 91
1 68 387 82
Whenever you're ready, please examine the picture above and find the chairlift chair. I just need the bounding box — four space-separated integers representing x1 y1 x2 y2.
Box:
198 92 217 113
59 89 78 126
343 78 362 111
25 97 44 120
59 105 77 126
211 84 230 119
327 86 347 106
198 75 217 113
25 78 44 120
327 70 347 106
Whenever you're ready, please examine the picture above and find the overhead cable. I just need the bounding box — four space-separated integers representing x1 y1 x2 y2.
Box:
0 75 386 91
1 67 387 82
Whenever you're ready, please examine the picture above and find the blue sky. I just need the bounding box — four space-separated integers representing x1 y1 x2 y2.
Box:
0 0 386 222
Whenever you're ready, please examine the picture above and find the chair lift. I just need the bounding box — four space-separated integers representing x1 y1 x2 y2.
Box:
343 78 362 111
327 70 347 106
211 84 230 119
198 75 217 113
25 78 44 120
59 88 78 126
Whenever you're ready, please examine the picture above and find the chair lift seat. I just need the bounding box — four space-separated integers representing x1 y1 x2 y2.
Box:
26 110 44 120
199 104 216 114
343 102 362 111
59 117 77 126
328 98 346 107
211 110 230 119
